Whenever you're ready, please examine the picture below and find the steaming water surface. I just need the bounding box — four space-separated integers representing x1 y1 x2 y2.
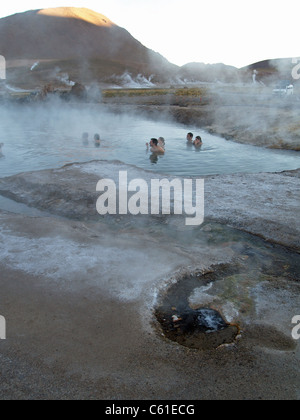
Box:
0 104 299 178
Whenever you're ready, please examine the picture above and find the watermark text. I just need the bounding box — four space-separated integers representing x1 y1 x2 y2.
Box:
292 58 300 80
292 315 300 340
96 171 204 226
0 55 6 80
0 315 6 340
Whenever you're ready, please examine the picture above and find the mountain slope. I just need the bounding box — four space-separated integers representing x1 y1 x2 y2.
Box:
240 58 299 84
0 7 177 83
179 62 239 83
0 7 150 61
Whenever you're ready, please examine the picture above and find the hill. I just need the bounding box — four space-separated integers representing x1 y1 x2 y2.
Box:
0 8 297 89
0 7 178 87
240 58 299 85
178 62 239 83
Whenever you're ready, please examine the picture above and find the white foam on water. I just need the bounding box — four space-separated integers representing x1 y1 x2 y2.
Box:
195 308 228 332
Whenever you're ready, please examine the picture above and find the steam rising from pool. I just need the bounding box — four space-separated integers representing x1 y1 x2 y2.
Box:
0 102 299 178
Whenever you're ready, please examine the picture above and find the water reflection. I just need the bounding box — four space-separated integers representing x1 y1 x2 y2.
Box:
82 132 89 146
94 133 101 148
149 152 165 165
0 142 4 159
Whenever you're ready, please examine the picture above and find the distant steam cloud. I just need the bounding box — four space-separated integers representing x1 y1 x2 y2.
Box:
58 72 75 87
30 61 40 71
270 59 295 81
4 84 28 93
52 67 75 86
109 72 155 88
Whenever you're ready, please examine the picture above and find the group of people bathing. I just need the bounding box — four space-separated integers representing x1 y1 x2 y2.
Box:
146 137 166 154
82 131 203 153
186 132 203 147
146 132 203 154
82 132 101 148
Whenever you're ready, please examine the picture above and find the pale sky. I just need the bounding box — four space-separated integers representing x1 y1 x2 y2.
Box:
0 0 299 68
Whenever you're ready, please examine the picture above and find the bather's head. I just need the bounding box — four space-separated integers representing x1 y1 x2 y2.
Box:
150 138 158 147
158 137 165 147
187 132 193 142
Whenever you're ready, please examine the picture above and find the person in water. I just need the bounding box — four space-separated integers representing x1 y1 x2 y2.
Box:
158 137 165 150
82 132 89 146
193 136 203 147
146 138 165 153
94 133 101 147
0 143 3 155
186 132 194 143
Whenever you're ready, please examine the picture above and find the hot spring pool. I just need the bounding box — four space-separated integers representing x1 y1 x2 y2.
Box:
0 103 299 178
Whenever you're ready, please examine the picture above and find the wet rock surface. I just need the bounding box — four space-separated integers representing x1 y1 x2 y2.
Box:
155 248 300 352
0 161 299 249
0 160 299 399
156 306 238 351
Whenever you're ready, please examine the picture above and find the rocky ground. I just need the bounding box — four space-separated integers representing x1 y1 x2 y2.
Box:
0 161 299 399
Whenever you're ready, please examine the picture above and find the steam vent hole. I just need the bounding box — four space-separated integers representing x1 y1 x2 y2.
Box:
155 271 239 350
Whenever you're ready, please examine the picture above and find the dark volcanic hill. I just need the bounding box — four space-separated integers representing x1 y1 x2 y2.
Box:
178 62 239 83
240 58 299 84
1 7 294 88
0 8 154 62
0 7 178 85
